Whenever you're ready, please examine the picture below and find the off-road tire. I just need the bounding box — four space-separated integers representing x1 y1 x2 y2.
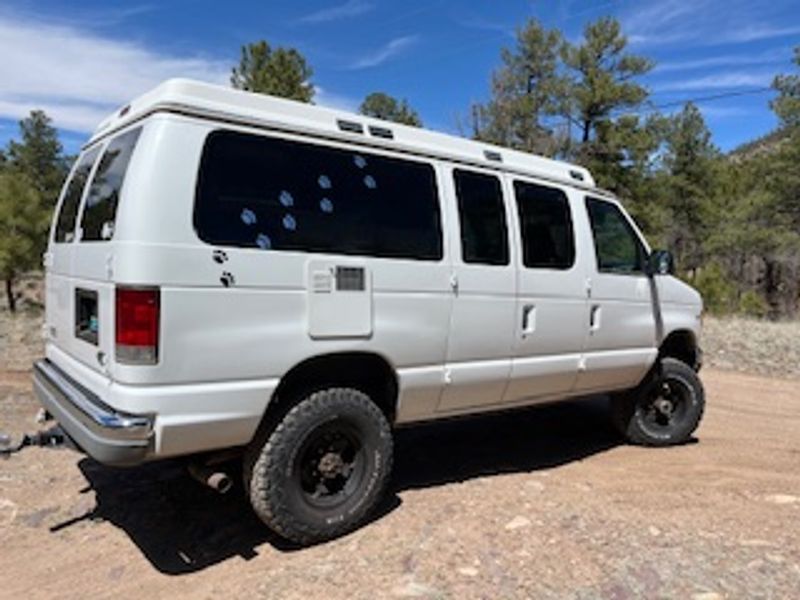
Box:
244 387 393 545
611 358 705 446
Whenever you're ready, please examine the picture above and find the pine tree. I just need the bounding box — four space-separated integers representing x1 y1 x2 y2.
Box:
470 19 566 155
231 41 314 103
359 92 422 126
7 110 66 205
562 17 653 145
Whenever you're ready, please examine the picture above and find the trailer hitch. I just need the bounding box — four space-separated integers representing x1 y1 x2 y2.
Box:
0 427 66 458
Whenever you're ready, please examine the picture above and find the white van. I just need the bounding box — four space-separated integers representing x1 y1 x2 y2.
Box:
34 79 704 545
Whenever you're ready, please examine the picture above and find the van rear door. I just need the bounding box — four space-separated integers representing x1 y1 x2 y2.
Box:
45 127 142 376
45 147 101 368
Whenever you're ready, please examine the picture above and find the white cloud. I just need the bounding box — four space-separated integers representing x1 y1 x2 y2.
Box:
625 0 800 48
347 35 419 70
719 25 800 44
0 12 229 133
655 48 791 73
297 0 373 25
654 72 774 92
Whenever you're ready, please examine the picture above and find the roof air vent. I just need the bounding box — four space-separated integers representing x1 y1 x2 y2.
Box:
337 120 364 134
569 169 585 182
484 150 502 162
368 125 394 139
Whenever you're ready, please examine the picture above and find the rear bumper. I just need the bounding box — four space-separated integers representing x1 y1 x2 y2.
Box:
33 359 154 466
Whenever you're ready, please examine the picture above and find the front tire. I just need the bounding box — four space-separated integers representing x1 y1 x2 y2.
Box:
244 387 393 545
611 358 705 446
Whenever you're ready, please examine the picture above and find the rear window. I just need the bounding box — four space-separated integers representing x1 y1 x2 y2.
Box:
194 130 443 260
80 128 141 242
54 148 99 243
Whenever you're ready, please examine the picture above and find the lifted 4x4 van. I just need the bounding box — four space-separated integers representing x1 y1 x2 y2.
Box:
33 79 704 545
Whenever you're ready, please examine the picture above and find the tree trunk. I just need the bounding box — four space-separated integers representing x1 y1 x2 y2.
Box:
582 119 591 143
763 259 781 320
5 277 16 313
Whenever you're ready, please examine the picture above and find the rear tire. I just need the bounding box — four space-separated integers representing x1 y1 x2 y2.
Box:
611 358 705 446
244 387 393 545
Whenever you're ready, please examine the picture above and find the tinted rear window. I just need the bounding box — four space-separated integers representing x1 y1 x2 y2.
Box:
514 180 575 269
194 130 443 260
81 128 141 242
54 149 99 243
453 169 508 266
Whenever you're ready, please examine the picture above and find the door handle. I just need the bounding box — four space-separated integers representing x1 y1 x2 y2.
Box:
522 304 536 337
589 304 601 333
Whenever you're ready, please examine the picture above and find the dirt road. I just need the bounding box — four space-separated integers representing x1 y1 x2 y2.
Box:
1 369 799 599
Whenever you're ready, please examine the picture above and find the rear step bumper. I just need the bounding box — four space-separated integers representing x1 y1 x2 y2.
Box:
32 359 154 466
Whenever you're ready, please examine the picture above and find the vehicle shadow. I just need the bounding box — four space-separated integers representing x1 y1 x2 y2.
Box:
56 395 619 575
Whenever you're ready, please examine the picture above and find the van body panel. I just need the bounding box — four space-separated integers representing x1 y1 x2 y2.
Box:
35 81 703 465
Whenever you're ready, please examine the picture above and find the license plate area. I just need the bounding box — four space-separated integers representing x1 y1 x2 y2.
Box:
75 288 99 345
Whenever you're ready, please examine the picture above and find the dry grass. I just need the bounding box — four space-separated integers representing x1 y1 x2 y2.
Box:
701 315 800 379
1 280 797 379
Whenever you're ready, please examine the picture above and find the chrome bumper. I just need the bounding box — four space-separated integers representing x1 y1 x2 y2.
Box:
33 359 154 466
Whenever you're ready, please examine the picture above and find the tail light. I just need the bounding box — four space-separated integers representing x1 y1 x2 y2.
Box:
116 286 159 365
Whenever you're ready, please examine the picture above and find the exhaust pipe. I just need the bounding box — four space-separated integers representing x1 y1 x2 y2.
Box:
188 463 233 494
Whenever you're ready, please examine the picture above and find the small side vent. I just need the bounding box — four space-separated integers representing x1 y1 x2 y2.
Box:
335 266 366 291
337 119 364 134
368 125 394 139
484 150 503 162
569 169 585 182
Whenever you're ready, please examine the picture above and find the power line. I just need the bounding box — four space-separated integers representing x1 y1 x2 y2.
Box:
625 86 775 115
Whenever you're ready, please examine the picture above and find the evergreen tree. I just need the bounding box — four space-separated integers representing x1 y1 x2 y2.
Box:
0 172 47 312
562 17 653 144
470 19 566 155
771 46 800 129
231 41 315 103
7 110 66 204
662 103 720 275
359 92 422 126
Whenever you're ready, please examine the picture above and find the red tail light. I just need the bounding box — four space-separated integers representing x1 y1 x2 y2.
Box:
116 287 159 364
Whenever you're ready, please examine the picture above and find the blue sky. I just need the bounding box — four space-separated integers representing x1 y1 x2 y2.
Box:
0 0 797 155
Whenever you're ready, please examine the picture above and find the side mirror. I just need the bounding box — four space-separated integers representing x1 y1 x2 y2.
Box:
646 249 675 276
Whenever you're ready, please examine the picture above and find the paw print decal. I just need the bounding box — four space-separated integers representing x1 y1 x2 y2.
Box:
212 249 229 264
220 271 235 287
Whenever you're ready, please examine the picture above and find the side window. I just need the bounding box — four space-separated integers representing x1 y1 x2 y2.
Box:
453 169 508 266
194 130 442 260
585 197 646 274
54 149 100 243
513 180 575 269
81 128 142 242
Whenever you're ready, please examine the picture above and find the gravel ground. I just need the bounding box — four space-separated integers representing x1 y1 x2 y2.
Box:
1 369 799 599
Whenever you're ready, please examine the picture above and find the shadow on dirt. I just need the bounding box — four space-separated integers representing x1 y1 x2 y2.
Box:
54 395 619 575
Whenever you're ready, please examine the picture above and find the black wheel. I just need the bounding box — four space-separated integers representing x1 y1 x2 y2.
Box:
244 387 393 545
611 358 705 446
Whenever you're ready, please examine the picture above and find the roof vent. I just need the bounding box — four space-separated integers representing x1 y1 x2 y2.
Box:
337 119 364 134
569 169 585 182
484 150 502 162
368 125 394 139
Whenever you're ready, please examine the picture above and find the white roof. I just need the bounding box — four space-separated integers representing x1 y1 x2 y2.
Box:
90 78 596 189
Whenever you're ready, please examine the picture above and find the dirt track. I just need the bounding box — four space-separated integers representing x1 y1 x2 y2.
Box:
1 368 799 599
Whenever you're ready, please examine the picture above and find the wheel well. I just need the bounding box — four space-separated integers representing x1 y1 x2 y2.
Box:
659 330 699 369
270 352 399 424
